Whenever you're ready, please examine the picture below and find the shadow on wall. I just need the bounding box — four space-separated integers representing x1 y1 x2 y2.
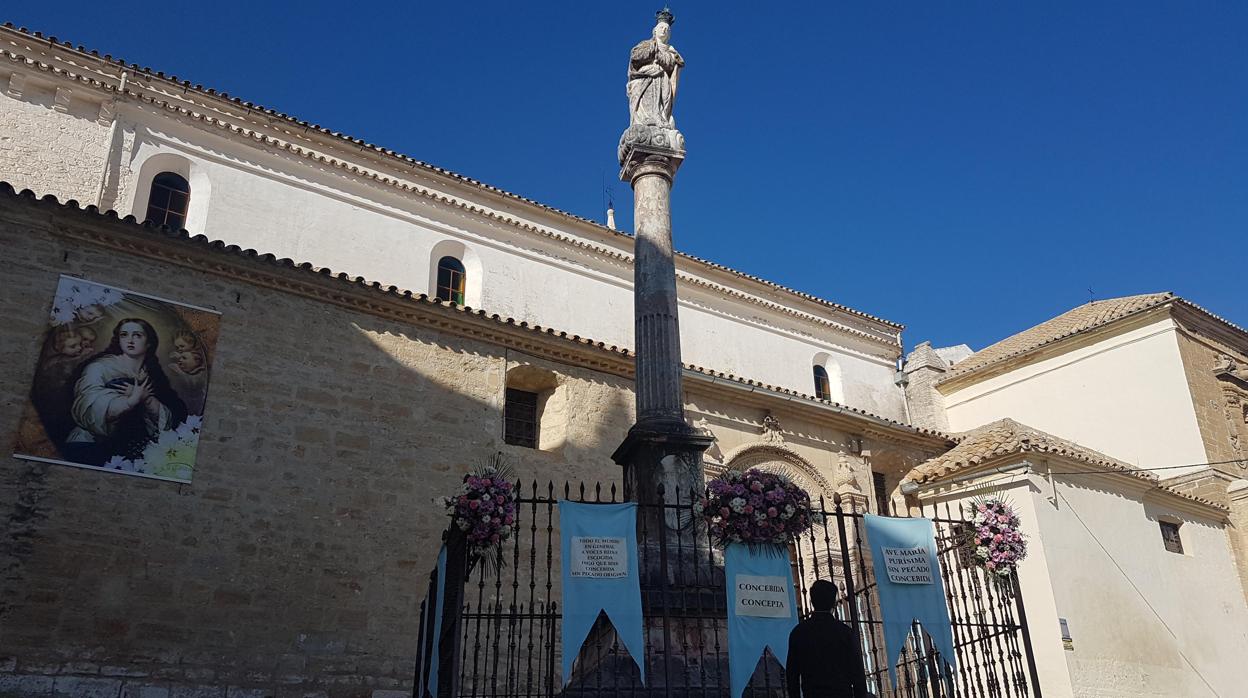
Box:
0 248 635 691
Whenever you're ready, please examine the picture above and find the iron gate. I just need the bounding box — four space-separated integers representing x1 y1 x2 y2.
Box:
416 481 1042 698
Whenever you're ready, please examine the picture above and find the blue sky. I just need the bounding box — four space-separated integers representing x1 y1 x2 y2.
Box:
10 2 1245 351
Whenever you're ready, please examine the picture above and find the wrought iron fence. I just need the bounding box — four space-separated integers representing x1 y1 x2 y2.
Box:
415 481 1042 698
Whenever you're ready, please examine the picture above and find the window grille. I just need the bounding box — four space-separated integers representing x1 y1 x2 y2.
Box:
504 388 539 448
436 256 466 304
145 172 190 229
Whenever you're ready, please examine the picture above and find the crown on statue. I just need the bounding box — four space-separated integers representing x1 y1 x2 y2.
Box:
655 7 675 26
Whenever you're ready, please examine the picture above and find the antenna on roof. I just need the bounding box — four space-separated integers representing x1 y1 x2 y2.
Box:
603 174 616 230
1087 286 1096 304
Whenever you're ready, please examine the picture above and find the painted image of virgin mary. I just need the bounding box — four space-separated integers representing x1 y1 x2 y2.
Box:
63 318 188 466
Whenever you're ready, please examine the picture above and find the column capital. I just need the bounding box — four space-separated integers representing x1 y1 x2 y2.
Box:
619 125 685 183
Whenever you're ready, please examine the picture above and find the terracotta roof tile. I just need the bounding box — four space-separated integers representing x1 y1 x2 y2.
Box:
0 183 943 443
903 418 1227 512
941 293 1175 382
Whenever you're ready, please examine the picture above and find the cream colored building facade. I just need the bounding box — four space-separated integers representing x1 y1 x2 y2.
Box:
900 420 1248 698
903 297 1248 697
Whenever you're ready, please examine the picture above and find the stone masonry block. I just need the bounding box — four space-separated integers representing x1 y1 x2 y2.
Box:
0 674 54 697
51 676 122 697
120 686 170 698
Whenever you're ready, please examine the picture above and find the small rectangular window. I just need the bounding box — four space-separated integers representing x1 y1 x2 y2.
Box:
1159 521 1183 554
504 388 539 449
872 471 889 515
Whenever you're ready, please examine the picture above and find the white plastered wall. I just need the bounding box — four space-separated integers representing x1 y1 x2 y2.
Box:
942 318 1207 471
93 109 906 419
921 465 1248 698
921 475 1076 698
1029 472 1248 697
0 78 110 203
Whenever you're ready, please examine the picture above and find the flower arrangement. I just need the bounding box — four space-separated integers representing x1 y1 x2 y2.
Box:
966 498 1028 580
696 468 820 547
440 456 518 562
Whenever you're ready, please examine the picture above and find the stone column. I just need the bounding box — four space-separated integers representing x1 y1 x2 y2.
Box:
611 10 711 507
628 153 685 430
613 132 712 508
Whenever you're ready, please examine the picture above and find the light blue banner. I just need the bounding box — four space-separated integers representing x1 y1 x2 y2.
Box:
426 543 448 698
559 501 645 685
724 543 798 698
863 514 956 689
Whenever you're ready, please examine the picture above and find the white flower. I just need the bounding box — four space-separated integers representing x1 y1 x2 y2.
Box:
730 497 746 513
174 415 203 441
141 429 196 480
50 303 76 325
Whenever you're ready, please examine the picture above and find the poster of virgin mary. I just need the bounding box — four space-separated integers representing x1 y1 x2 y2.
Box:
14 276 220 483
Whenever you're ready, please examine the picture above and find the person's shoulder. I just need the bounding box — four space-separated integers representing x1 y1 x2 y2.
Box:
789 617 818 636
79 354 121 378
830 618 856 639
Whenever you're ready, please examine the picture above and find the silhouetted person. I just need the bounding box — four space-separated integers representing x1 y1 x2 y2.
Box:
786 580 868 698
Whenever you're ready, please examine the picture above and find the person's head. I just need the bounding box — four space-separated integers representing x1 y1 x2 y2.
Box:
174 349 204 374
78 326 97 351
108 318 159 361
74 304 104 323
652 20 671 44
172 330 198 354
54 327 83 357
809 579 838 613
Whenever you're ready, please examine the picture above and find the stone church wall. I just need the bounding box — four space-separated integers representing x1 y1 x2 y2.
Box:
0 191 943 697
0 196 634 697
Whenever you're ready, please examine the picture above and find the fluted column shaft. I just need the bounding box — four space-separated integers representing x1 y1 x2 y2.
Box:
629 156 686 429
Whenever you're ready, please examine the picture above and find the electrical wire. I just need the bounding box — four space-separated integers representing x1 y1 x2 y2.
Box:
1053 487 1222 697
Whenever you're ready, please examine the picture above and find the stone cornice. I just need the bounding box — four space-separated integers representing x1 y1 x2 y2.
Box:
0 27 904 347
0 184 945 449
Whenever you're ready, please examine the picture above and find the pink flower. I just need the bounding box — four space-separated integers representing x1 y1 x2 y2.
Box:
767 507 778 518
468 500 479 510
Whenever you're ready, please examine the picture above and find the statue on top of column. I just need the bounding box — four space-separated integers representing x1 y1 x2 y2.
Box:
627 8 684 129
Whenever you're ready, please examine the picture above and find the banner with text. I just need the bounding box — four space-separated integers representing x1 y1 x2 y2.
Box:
559 501 645 685
724 543 798 698
424 544 448 698
863 514 956 689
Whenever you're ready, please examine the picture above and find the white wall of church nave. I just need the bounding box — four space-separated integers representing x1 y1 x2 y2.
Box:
0 82 110 205
71 108 902 414
942 317 1207 471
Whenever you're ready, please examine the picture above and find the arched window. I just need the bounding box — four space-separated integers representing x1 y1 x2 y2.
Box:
145 172 190 229
813 365 832 401
435 256 466 304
